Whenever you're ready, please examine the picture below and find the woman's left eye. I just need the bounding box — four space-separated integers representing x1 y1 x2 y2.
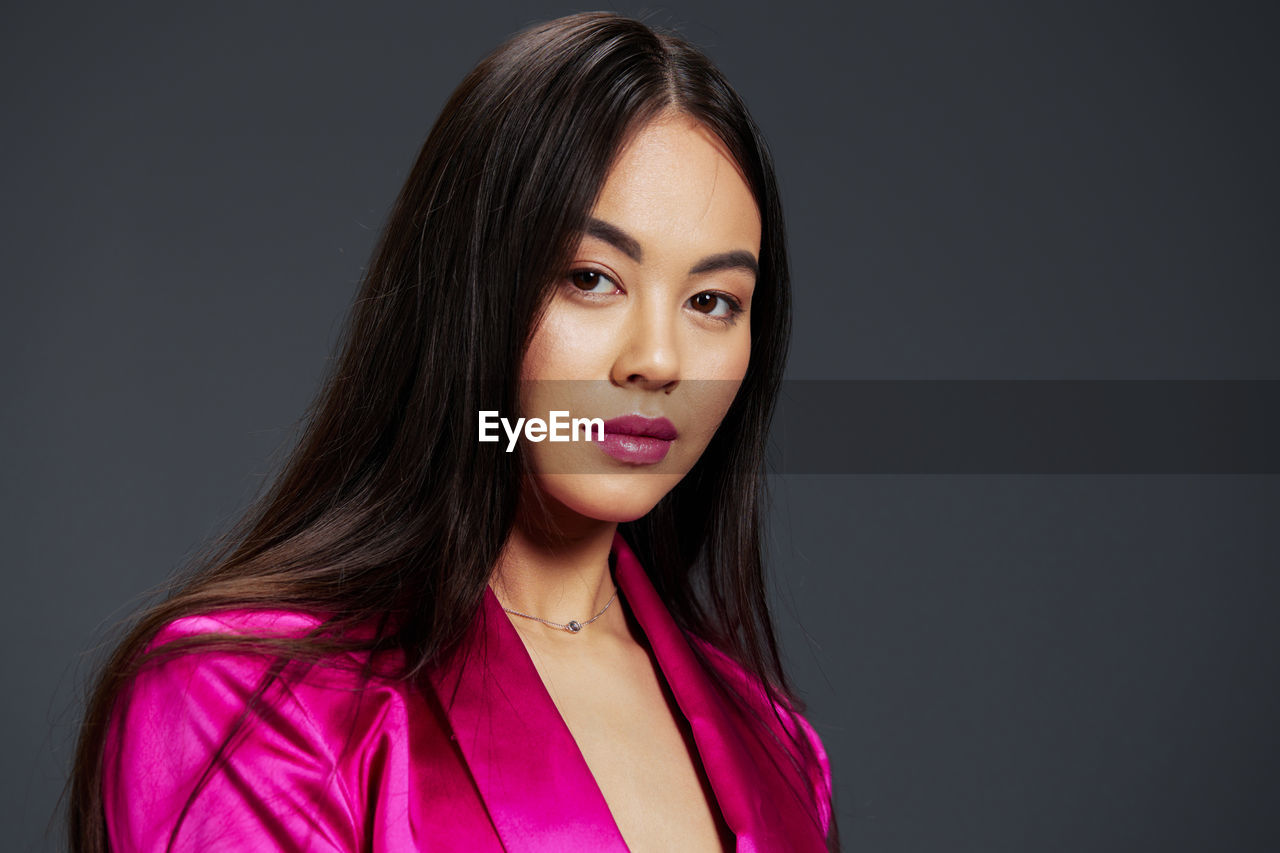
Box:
688 291 744 322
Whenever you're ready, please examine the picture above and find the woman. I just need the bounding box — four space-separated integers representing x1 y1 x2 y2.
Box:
69 11 837 852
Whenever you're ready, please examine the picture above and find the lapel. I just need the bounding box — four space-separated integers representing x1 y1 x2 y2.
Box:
610 531 775 852
426 530 814 852
426 575 628 852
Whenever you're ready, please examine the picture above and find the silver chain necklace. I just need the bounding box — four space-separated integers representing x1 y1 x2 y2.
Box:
501 587 619 634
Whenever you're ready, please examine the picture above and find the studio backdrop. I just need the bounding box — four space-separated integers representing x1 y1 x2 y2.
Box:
3 2 1277 851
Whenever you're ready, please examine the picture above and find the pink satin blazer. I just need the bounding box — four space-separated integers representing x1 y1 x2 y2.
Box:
104 531 834 851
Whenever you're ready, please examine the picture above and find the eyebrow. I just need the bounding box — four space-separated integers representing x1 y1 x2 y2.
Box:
582 216 759 278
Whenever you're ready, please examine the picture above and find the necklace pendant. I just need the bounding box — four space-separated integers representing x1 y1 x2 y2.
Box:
566 620 582 633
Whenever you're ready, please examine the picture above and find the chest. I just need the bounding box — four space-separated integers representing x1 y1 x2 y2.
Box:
523 638 735 853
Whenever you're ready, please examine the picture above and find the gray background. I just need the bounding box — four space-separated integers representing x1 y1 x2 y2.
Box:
4 1 1278 850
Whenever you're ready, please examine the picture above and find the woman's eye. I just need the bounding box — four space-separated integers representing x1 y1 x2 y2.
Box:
688 291 743 322
567 269 617 294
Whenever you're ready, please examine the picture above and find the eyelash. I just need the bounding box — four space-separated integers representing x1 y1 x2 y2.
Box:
564 268 746 326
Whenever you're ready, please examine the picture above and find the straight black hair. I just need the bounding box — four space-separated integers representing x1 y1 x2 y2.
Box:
67 12 837 851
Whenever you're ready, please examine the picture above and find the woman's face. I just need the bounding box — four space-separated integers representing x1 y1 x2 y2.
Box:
517 110 761 524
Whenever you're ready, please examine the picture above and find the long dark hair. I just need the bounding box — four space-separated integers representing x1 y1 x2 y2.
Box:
68 11 836 851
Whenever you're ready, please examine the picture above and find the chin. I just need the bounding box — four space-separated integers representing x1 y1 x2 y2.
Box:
532 472 681 524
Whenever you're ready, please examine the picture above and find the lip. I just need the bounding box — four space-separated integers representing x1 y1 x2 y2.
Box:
601 415 678 440
593 414 678 464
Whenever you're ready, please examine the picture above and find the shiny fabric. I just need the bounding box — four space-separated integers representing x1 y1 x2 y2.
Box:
104 531 833 851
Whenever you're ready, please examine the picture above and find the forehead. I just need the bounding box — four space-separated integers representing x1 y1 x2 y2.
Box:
588 113 762 259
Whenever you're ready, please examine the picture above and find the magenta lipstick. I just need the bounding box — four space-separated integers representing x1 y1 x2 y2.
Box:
593 414 678 464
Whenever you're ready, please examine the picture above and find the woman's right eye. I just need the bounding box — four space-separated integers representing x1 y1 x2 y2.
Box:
567 269 617 294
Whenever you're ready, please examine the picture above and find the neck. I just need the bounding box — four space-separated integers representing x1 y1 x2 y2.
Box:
489 508 621 639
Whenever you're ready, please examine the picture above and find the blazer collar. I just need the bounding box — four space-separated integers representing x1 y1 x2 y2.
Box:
611 531 782 852
426 530 802 852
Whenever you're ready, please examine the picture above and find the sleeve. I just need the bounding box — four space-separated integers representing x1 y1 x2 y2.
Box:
102 623 363 852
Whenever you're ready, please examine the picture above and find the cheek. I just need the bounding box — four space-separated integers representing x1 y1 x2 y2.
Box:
675 327 751 460
676 379 744 468
725 326 751 382
689 317 751 382
520 321 554 384
696 323 751 402
521 299 617 383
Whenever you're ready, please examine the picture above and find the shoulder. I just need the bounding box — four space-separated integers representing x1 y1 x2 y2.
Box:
136 608 402 696
148 608 329 644
104 609 411 851
128 608 392 715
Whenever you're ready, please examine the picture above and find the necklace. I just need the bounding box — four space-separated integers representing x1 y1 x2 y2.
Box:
501 587 619 634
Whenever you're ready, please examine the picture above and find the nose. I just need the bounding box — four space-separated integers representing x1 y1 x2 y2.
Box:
610 297 680 393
